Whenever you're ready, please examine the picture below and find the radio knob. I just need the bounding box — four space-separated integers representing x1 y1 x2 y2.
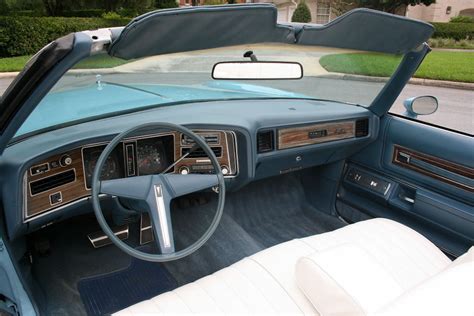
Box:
221 166 229 175
60 155 72 167
179 167 190 175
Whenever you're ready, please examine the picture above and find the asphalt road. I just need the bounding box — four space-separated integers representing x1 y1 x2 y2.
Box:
1 73 472 134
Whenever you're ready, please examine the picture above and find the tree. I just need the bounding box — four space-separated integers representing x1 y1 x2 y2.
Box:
42 0 71 16
155 0 178 8
104 0 122 12
331 0 354 17
356 0 435 14
291 0 311 23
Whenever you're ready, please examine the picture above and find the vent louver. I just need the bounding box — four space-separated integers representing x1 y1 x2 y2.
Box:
257 130 274 153
355 119 369 138
30 169 76 195
181 147 222 158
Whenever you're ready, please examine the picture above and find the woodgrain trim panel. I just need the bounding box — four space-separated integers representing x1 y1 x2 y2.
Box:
24 129 239 221
278 121 355 150
25 148 89 219
393 145 474 192
174 130 238 176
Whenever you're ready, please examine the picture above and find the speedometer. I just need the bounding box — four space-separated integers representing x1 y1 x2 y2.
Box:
137 140 167 175
82 145 122 188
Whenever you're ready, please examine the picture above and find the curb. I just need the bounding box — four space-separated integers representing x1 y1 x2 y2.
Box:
0 72 19 79
1 70 473 90
319 73 474 90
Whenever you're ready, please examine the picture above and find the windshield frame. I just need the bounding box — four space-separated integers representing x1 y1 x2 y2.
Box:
0 8 433 152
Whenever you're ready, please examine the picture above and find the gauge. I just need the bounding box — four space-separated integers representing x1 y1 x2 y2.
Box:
83 146 122 188
137 140 167 175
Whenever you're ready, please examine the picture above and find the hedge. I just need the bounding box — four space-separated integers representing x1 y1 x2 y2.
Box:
0 16 130 58
1 16 473 58
432 22 474 40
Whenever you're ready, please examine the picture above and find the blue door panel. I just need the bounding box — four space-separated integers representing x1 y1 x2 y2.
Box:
339 114 474 257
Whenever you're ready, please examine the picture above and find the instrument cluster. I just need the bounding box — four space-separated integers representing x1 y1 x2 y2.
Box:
82 134 174 188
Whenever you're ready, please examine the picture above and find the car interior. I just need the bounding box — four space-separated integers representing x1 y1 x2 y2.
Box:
0 4 472 316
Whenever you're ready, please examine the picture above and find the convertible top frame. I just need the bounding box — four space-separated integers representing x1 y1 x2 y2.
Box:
108 4 433 59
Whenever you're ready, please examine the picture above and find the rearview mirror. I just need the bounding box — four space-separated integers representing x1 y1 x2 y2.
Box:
403 96 438 119
212 62 303 80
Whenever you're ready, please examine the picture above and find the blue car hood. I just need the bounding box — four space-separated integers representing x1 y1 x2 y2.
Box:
16 81 307 137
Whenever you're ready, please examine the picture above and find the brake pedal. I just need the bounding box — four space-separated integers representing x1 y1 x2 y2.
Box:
140 213 154 245
87 224 129 249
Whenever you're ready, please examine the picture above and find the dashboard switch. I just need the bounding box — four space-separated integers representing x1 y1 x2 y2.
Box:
221 166 229 175
60 155 72 167
30 163 49 176
49 192 62 205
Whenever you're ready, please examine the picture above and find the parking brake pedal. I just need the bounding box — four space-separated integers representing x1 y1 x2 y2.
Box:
140 213 154 245
87 224 129 249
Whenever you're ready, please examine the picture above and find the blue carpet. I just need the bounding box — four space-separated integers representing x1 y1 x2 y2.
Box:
77 257 176 316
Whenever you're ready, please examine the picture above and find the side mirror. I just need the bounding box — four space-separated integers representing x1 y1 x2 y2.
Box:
403 96 438 119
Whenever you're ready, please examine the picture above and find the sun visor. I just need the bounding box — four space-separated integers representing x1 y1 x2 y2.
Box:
297 9 434 54
109 4 295 59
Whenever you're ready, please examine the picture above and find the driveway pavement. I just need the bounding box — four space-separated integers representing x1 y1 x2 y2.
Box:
1 43 472 134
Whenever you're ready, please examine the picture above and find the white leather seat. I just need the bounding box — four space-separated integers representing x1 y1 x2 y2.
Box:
115 218 472 315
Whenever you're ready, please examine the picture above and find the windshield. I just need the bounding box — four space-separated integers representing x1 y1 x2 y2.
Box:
16 43 402 137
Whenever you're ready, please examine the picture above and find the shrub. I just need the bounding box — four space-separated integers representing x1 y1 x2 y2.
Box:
450 15 474 23
292 0 312 23
61 9 106 17
155 0 179 9
428 37 474 49
0 16 130 58
101 11 123 20
432 22 474 40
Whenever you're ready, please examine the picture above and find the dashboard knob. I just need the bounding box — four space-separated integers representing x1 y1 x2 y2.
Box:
179 167 189 175
60 155 72 167
221 166 229 175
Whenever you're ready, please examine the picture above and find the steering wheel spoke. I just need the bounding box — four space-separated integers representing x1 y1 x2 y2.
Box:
99 176 153 200
146 184 175 254
163 173 219 198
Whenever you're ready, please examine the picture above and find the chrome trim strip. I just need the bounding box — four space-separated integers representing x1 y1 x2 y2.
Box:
23 194 107 223
154 185 171 249
87 226 129 249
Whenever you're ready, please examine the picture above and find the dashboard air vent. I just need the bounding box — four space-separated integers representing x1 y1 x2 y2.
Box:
30 169 75 195
181 147 222 158
257 130 274 153
355 119 369 138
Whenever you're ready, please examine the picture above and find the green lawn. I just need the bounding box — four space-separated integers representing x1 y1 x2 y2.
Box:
319 51 474 83
0 54 128 72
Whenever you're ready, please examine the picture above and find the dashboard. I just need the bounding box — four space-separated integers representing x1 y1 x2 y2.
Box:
1 98 378 239
24 130 238 221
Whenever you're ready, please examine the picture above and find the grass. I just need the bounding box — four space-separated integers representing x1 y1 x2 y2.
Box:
0 54 128 72
0 55 32 72
319 51 474 83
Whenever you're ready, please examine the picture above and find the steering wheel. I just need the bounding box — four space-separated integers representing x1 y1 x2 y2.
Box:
91 122 226 262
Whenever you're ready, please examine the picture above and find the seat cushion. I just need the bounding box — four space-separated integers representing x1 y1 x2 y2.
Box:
373 261 474 316
115 218 452 315
295 244 404 316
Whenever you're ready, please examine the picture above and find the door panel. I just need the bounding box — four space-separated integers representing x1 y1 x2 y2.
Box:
337 114 474 257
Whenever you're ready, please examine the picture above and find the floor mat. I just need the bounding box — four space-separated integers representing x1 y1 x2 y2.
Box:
78 257 176 316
